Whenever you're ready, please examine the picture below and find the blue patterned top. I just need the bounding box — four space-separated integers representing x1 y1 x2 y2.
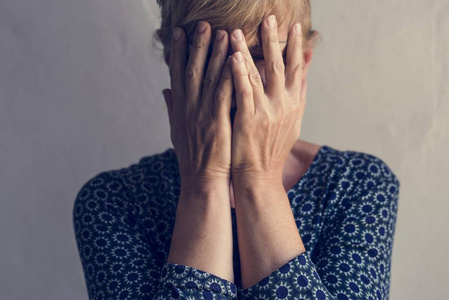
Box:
73 145 400 299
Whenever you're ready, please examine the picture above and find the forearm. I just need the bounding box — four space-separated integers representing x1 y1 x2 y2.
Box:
233 178 306 289
167 181 234 283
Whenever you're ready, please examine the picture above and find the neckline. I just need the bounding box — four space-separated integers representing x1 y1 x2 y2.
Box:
286 144 327 193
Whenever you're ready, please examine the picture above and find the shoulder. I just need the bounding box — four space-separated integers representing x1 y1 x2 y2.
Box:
310 145 401 238
302 144 400 209
316 144 399 185
72 148 178 217
138 147 179 182
314 145 400 215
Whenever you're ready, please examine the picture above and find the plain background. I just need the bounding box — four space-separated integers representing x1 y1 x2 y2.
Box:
1 0 448 299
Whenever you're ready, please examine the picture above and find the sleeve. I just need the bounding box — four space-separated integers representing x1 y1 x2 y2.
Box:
73 171 237 300
238 162 400 300
238 251 332 299
153 262 237 299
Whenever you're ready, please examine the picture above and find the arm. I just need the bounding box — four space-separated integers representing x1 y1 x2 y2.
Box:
164 181 234 282
226 13 312 292
154 181 236 300
154 19 240 298
233 178 305 289
234 163 400 299
73 171 237 300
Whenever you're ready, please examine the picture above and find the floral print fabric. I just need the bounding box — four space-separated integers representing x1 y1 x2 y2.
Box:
73 145 400 299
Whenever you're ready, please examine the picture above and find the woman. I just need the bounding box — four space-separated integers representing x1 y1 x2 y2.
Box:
73 0 400 299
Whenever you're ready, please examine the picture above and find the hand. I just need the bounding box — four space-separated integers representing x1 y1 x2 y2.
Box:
162 21 235 187
229 15 308 183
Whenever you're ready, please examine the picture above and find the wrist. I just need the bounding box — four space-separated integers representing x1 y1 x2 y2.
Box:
180 178 230 201
231 172 283 190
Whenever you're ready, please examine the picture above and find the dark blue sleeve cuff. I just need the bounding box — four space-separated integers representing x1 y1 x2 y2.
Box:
154 262 238 299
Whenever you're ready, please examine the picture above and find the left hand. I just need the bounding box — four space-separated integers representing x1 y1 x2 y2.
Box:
229 15 308 183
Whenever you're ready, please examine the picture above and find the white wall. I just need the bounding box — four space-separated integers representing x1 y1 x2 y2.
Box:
0 1 447 299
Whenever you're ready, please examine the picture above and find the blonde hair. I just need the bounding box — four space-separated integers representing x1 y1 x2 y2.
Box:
153 0 321 65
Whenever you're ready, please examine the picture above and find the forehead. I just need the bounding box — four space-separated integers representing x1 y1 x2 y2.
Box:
187 2 298 56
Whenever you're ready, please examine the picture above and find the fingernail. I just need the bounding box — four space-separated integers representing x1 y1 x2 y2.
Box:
295 23 302 35
267 15 276 28
216 30 225 41
173 28 181 40
197 21 207 33
233 30 243 41
234 52 243 62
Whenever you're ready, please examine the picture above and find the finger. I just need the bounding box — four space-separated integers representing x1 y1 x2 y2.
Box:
294 79 307 138
262 15 285 99
169 27 187 106
201 30 229 117
231 51 254 116
299 79 307 116
212 56 233 123
162 89 174 128
185 21 212 109
230 29 266 111
285 23 304 95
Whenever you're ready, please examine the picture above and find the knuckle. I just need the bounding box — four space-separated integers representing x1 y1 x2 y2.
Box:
193 36 205 49
222 72 232 82
270 59 285 75
289 98 302 112
239 89 252 100
213 49 224 60
197 111 209 123
248 69 262 85
215 90 228 104
186 66 199 80
260 112 271 128
239 49 250 56
266 34 279 45
236 68 248 77
203 75 215 90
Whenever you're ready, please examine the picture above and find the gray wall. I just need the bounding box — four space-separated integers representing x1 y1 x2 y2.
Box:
0 1 447 299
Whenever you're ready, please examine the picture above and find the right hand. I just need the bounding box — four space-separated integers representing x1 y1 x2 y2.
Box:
162 21 234 186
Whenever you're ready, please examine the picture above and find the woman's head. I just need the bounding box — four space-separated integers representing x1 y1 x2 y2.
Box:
153 0 321 67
